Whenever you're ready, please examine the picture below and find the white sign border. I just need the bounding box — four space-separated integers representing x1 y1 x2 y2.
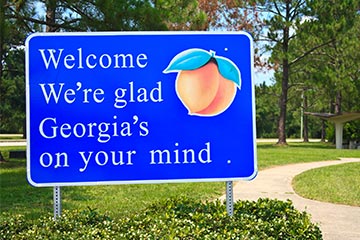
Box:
25 31 258 187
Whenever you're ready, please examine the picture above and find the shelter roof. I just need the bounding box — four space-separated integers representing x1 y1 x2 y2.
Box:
305 112 360 123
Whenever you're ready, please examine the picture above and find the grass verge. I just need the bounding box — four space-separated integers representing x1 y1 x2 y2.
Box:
257 142 359 169
292 162 360 206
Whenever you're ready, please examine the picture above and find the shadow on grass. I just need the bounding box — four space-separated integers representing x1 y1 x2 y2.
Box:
0 158 25 168
256 143 277 149
288 142 335 149
257 142 335 150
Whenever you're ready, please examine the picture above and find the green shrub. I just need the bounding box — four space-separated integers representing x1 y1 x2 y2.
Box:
0 198 322 240
0 208 120 240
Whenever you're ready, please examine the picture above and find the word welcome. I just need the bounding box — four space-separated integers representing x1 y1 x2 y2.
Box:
39 48 148 70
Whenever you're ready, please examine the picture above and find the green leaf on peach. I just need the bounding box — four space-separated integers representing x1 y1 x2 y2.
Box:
163 48 212 73
215 56 241 88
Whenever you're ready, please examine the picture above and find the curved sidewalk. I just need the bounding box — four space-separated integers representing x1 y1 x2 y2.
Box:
220 158 360 240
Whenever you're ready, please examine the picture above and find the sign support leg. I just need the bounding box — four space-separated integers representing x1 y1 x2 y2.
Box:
226 181 234 217
53 186 61 220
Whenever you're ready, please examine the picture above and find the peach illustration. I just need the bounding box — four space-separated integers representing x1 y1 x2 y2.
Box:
196 75 237 116
163 48 241 117
176 62 220 113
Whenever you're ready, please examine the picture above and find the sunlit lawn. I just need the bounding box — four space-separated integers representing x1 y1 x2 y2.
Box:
256 142 359 169
293 162 360 206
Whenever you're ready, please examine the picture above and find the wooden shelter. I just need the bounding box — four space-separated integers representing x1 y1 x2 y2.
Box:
305 112 360 149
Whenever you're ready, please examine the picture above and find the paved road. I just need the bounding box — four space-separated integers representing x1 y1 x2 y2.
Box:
220 158 360 240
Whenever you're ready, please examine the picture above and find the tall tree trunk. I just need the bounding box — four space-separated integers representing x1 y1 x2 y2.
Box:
0 0 4 160
335 90 342 114
46 0 57 32
303 93 309 142
277 17 290 145
321 119 326 142
0 0 3 159
277 63 288 145
0 0 5 80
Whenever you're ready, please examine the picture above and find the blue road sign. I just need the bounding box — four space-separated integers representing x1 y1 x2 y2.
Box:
26 32 257 187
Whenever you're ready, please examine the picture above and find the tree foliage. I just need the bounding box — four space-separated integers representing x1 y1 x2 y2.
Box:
0 0 359 142
255 83 279 138
256 0 359 142
0 0 206 134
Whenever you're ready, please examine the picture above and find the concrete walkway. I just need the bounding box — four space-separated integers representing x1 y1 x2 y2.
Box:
0 141 26 147
220 158 360 240
0 135 26 147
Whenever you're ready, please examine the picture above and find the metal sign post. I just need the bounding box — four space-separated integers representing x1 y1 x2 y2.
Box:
226 181 234 216
53 186 61 220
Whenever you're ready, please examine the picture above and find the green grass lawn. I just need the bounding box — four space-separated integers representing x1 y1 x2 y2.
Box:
292 162 360 206
257 142 359 169
0 148 224 219
1 142 359 220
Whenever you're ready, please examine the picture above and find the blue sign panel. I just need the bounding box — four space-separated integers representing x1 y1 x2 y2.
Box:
26 32 257 187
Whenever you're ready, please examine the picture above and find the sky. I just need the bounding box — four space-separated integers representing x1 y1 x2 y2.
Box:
254 69 274 86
